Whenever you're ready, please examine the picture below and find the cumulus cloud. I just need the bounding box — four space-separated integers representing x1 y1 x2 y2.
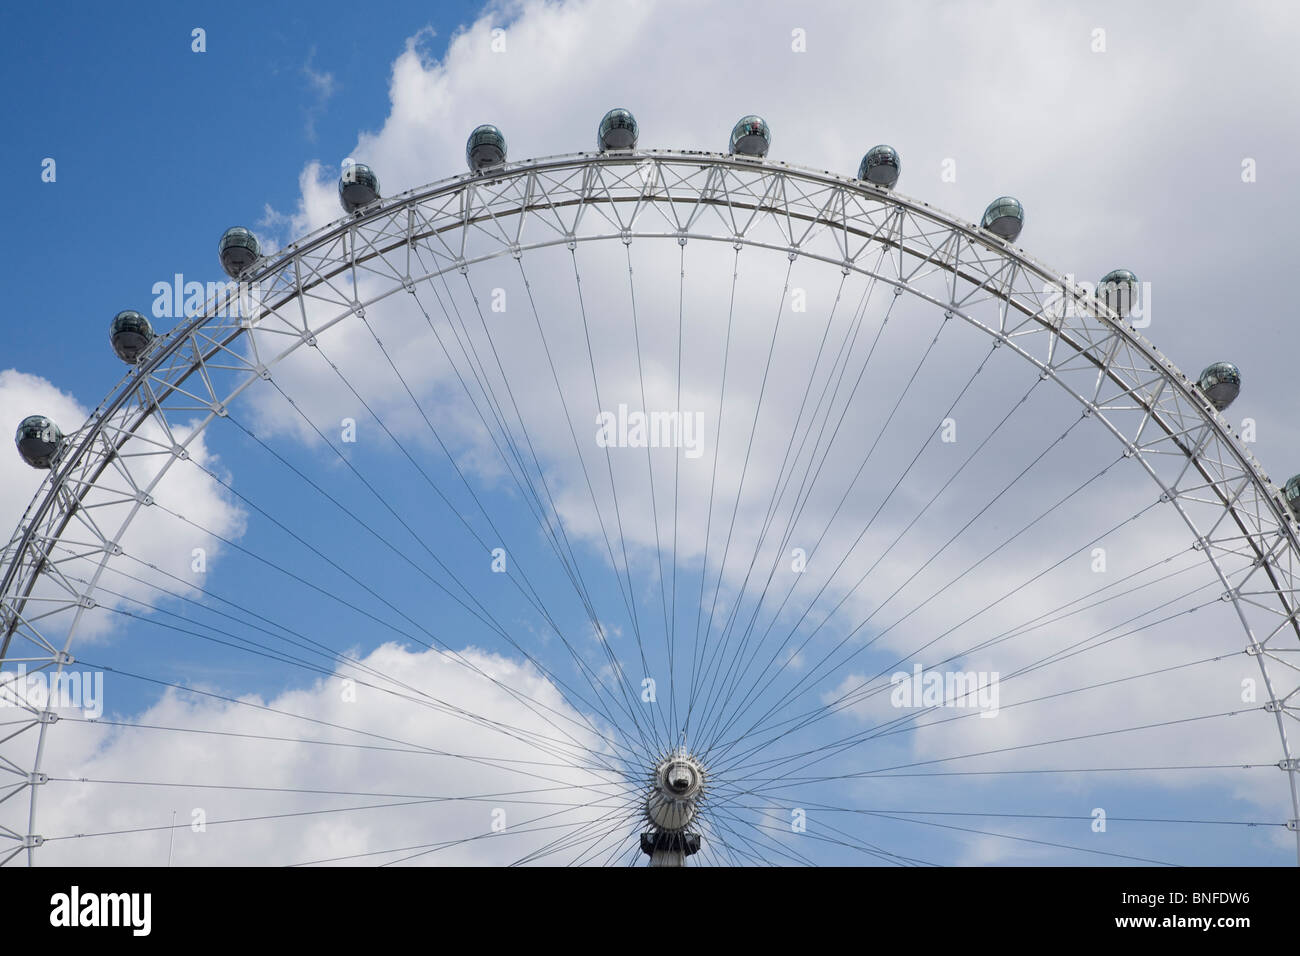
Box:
7 0 1300 865
30 643 631 866
1 369 246 647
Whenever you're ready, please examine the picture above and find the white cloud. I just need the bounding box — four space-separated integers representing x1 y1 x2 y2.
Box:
228 0 1300 862
1 369 246 646
8 0 1300 864
30 643 631 866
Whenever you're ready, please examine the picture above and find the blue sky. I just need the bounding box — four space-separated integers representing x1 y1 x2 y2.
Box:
2 0 1299 867
1 1 478 399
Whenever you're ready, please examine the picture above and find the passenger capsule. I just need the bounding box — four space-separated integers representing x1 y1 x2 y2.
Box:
218 227 261 279
15 415 63 469
1097 268 1140 319
110 310 154 364
1285 475 1300 518
728 115 770 158
858 145 900 189
466 125 507 171
339 163 380 213
1197 362 1241 411
597 108 639 151
980 197 1024 242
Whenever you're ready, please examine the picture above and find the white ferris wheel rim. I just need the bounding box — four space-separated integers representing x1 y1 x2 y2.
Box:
3 148 1298 864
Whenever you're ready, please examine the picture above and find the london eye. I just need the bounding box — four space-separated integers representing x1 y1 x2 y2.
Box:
3 109 1298 867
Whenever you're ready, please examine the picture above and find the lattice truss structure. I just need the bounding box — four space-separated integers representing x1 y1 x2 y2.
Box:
2 150 1297 862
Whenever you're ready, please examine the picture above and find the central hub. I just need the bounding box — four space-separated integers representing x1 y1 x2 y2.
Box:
665 759 699 795
646 749 706 833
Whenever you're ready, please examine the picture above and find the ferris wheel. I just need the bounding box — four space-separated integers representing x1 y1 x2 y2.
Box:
3 109 1299 866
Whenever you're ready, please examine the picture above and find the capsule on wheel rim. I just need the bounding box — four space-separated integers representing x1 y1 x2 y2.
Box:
980 196 1024 242
1197 362 1241 411
218 227 261 279
858 144 900 189
110 309 154 364
1098 268 1140 319
466 125 507 171
15 415 64 469
597 108 638 151
729 115 770 158
339 163 381 213
1285 475 1300 519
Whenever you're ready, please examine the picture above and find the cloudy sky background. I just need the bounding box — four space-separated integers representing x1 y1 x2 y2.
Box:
2 0 1299 865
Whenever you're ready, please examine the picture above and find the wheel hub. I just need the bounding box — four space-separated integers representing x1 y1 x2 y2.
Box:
642 749 706 865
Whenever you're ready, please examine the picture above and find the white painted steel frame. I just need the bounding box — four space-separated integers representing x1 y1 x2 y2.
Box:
2 149 1297 864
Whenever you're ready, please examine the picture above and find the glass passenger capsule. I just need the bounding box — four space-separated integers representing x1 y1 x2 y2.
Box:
1097 268 1140 319
1285 475 1300 518
980 196 1024 242
339 163 380 213
466 125 507 171
1197 362 1240 411
858 145 900 188
15 415 63 469
218 227 261 279
597 108 639 151
728 115 770 158
110 309 154 364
